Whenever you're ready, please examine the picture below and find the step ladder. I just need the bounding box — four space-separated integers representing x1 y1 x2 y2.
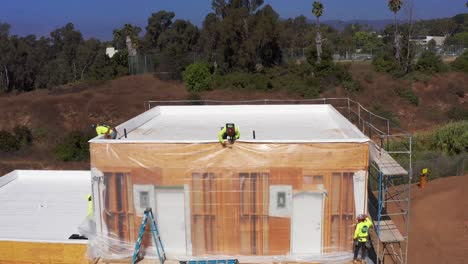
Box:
131 208 166 264
183 260 239 264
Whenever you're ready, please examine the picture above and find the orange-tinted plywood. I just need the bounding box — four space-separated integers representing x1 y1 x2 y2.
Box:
90 142 369 258
268 217 291 255
91 143 368 171
0 241 89 263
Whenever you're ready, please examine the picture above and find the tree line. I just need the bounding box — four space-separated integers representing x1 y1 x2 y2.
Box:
0 23 128 92
1 0 468 93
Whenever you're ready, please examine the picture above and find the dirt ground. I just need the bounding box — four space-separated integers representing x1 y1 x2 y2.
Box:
406 175 468 264
344 65 468 132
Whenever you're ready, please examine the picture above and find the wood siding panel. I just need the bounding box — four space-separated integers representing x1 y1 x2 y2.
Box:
90 142 369 257
91 143 369 170
268 217 291 255
0 241 88 264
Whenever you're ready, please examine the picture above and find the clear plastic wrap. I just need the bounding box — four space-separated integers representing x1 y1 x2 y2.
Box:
88 142 369 263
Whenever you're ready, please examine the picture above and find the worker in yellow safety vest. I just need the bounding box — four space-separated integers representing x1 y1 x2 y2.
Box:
353 214 373 263
91 124 117 139
87 194 93 218
218 123 240 145
418 168 428 189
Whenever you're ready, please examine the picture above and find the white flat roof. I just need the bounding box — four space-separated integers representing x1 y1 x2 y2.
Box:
0 170 91 243
91 105 369 143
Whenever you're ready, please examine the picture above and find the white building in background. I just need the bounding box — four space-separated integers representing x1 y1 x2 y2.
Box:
105 47 118 58
411 36 447 46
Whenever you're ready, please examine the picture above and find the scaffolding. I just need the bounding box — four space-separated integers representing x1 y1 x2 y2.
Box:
145 98 412 264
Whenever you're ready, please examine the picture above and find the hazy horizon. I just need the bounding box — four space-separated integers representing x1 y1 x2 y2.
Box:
1 0 466 40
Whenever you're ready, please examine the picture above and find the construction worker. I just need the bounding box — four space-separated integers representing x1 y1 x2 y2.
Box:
87 194 93 218
353 214 373 263
218 123 240 145
418 168 428 189
91 124 117 139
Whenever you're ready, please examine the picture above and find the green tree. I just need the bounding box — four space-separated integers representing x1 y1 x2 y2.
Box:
183 62 212 93
430 121 468 155
145 11 175 50
372 48 400 74
156 19 200 78
212 0 228 18
0 23 11 92
415 51 444 73
49 23 84 84
198 13 222 63
452 50 468 72
76 38 101 80
427 39 437 52
446 32 468 46
248 4 282 67
312 1 324 64
0 130 20 152
88 49 128 80
214 1 264 70
157 20 199 52
280 15 312 52
353 31 383 53
388 0 403 64
54 131 92 161
112 23 141 50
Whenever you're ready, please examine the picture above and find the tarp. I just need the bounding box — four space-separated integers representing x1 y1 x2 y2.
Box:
85 141 369 263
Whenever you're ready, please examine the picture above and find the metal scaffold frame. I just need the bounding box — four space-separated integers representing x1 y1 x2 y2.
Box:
145 98 412 264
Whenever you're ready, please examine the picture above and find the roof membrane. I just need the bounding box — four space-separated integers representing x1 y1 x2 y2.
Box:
92 105 369 143
0 170 91 243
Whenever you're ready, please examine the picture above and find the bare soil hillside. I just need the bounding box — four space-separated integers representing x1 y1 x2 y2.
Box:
0 74 296 174
0 67 466 174
344 64 468 131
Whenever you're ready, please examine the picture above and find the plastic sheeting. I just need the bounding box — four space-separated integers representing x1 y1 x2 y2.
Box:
86 141 369 263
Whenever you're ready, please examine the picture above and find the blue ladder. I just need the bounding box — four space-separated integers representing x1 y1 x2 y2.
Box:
185 260 238 264
131 208 166 264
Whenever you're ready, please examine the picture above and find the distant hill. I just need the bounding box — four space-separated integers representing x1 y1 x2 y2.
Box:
322 19 397 31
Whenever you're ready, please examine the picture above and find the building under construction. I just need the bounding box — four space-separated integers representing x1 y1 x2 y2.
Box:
0 99 412 264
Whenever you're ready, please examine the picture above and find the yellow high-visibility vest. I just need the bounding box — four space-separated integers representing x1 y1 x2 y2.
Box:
96 125 112 136
354 217 373 242
218 126 240 143
87 195 93 217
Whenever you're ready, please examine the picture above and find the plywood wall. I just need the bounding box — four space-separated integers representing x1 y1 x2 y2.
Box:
91 142 369 257
0 241 89 263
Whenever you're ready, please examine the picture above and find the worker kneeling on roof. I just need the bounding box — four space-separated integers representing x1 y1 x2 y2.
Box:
218 123 240 145
353 214 373 263
91 124 117 139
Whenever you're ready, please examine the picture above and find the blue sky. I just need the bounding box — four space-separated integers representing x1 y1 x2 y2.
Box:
1 0 466 40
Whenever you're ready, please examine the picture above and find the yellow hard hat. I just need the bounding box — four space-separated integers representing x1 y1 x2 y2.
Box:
422 168 428 174
87 194 92 200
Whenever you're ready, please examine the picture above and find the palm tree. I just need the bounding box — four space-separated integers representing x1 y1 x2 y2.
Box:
312 1 324 64
388 0 403 64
